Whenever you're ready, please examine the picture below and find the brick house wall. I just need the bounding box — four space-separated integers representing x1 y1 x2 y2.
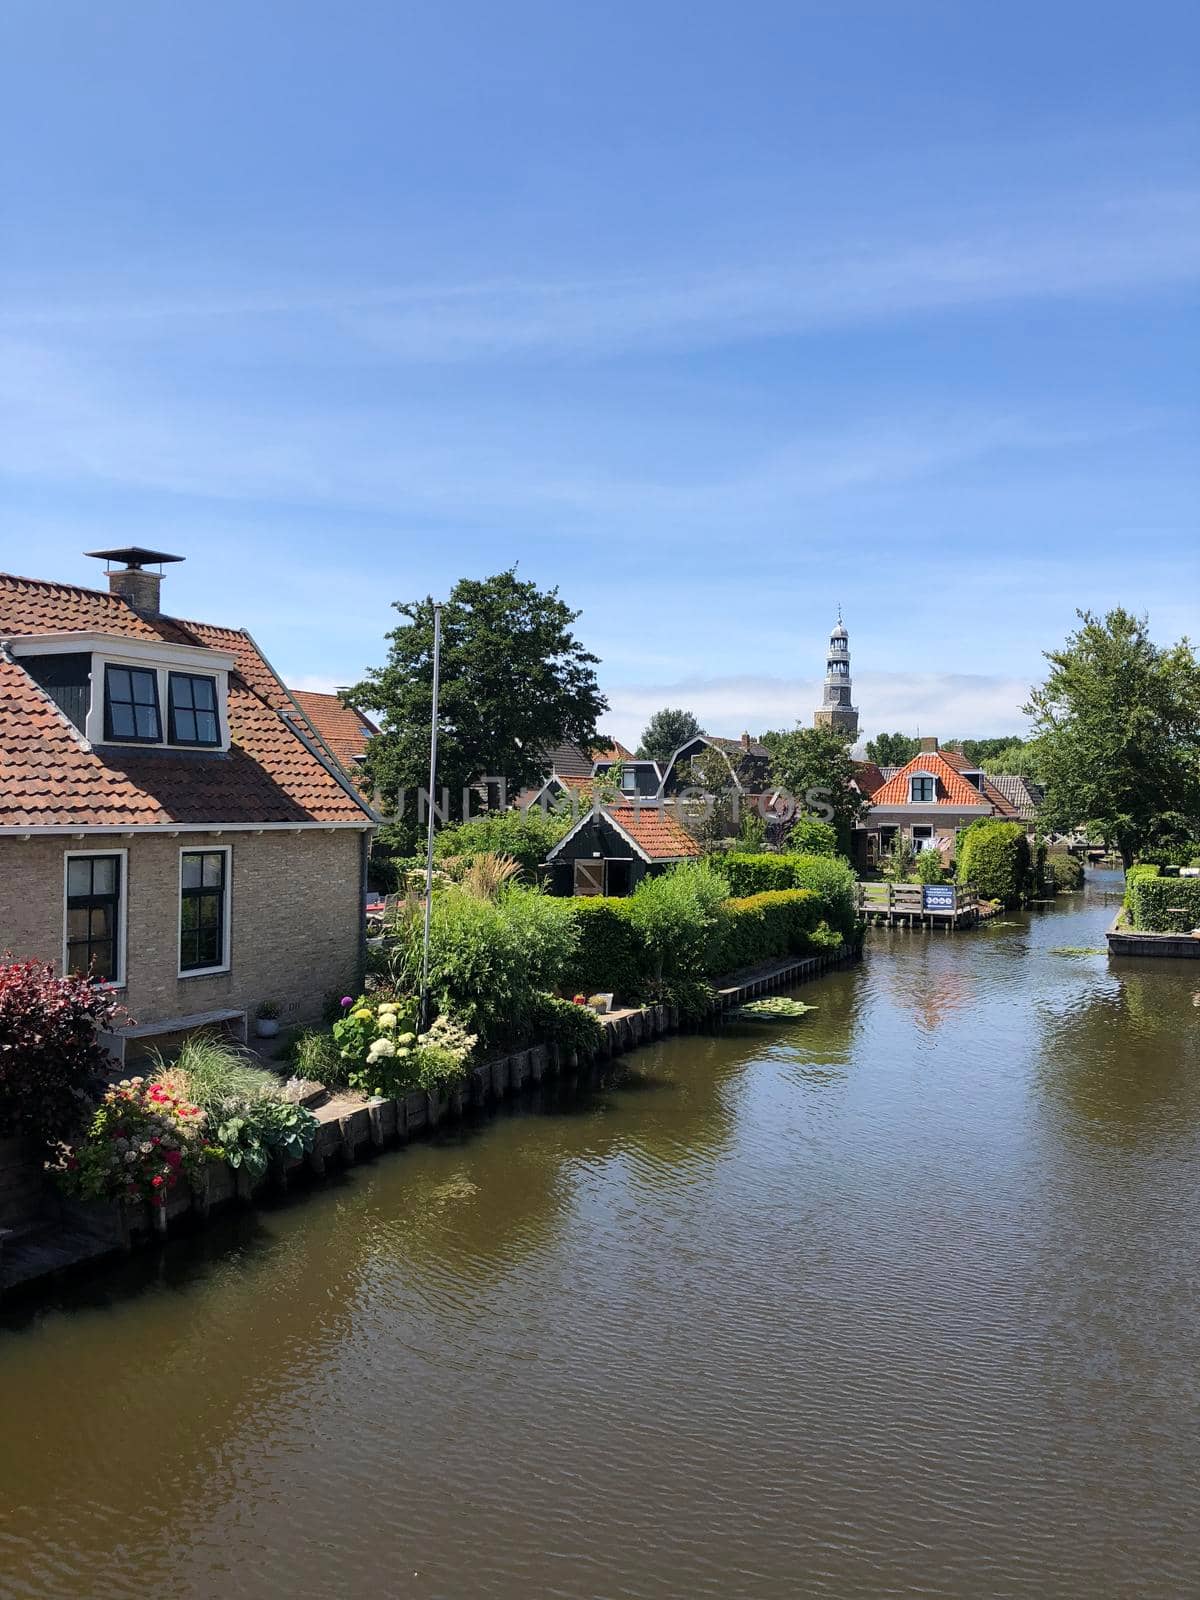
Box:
0 829 364 1034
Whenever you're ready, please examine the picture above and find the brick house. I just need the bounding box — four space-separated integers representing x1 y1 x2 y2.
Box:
0 549 378 1061
855 737 1019 869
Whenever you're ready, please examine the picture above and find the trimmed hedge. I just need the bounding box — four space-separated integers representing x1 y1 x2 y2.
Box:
562 898 646 1000
1124 866 1200 932
719 853 857 937
956 821 1032 907
1045 850 1084 892
708 890 830 974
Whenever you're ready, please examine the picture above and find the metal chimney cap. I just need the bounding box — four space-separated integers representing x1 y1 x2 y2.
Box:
84 546 185 570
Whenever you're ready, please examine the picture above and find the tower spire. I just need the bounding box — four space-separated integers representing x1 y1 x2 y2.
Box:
812 612 859 739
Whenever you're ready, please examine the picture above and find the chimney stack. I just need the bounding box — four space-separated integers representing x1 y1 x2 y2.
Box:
919 736 939 753
85 547 184 617
741 731 751 748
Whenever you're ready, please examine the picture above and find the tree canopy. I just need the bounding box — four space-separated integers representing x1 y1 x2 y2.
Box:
762 725 871 851
864 731 919 766
637 707 702 763
348 570 607 825
1025 608 1200 867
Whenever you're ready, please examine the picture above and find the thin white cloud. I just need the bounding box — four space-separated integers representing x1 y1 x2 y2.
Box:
603 671 1032 752
3 186 1197 362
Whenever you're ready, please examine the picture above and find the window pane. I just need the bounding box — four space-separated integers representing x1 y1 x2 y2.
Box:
195 710 218 743
198 928 219 965
135 704 160 739
175 708 198 741
67 907 90 939
110 703 137 737
181 900 199 934
182 855 203 889
132 670 157 705
67 859 92 896
199 895 219 928
66 939 91 976
193 677 216 711
108 667 131 701
90 857 116 895
90 943 114 981
173 675 195 709
202 853 224 888
89 905 112 940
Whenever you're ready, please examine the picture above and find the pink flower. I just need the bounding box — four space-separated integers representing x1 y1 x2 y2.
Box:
151 1175 164 1188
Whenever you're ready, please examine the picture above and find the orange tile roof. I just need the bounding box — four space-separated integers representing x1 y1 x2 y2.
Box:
289 689 378 775
0 572 373 828
606 805 702 860
596 738 634 761
853 760 886 797
869 748 1019 816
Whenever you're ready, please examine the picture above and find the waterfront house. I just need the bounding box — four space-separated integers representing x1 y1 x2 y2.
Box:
855 738 1019 868
0 549 378 1061
543 803 701 896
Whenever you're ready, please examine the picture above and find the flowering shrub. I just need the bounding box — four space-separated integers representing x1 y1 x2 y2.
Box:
156 1039 318 1182
60 1076 210 1208
0 957 129 1144
333 994 477 1098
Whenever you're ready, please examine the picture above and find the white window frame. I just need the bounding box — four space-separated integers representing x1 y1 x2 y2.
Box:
908 770 938 804
177 844 233 979
911 825 935 852
63 847 129 990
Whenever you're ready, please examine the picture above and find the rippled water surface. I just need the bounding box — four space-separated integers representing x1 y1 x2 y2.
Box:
3 871 1199 1599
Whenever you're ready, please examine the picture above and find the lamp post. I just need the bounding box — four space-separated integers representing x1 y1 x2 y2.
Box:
419 601 443 1032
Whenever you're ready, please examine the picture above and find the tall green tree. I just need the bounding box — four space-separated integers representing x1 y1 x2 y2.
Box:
864 731 919 766
348 570 607 827
761 726 871 852
637 707 702 763
1026 609 1200 868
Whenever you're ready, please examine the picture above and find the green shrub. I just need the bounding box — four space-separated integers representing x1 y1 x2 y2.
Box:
624 860 730 987
528 992 603 1055
288 1026 344 1082
156 1037 318 1182
956 820 1032 907
718 851 856 933
782 817 840 856
1044 850 1084 892
1137 843 1200 868
434 811 571 877
708 889 829 973
1124 867 1200 932
915 848 944 885
397 884 579 1045
563 898 645 1002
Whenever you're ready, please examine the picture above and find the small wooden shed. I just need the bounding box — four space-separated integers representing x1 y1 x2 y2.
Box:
543 804 702 897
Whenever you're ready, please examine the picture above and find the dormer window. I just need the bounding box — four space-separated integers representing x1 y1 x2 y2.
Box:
104 665 162 743
963 770 985 792
168 673 220 746
910 774 936 803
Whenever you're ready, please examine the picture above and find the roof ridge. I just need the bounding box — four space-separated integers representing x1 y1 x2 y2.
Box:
0 570 254 644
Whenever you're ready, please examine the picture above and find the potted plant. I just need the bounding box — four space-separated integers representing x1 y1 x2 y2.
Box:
254 1000 281 1039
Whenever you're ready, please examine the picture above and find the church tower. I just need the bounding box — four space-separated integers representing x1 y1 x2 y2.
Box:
813 612 859 738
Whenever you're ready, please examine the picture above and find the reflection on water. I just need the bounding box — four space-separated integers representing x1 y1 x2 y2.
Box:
2 872 1198 1600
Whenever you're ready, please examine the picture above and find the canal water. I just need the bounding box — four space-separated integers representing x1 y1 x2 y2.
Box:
2 871 1198 1599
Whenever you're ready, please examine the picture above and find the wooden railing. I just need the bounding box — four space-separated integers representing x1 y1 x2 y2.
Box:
857 881 977 914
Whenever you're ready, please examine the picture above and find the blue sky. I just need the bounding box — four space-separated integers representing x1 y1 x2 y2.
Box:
2 1 1197 750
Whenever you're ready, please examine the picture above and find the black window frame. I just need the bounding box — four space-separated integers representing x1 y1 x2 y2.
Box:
179 849 229 974
911 775 936 803
65 853 123 984
103 663 162 744
167 672 221 747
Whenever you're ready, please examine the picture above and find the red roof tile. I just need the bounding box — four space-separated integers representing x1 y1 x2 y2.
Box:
869 749 1019 816
289 689 378 775
0 573 373 828
606 806 702 861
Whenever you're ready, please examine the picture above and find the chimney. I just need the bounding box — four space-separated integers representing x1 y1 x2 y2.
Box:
919 736 939 753
741 731 751 748
85 547 184 617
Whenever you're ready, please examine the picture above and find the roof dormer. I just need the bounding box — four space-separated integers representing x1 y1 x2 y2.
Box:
908 768 939 803
9 632 235 754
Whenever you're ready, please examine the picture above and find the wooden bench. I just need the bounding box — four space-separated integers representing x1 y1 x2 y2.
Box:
100 1008 247 1067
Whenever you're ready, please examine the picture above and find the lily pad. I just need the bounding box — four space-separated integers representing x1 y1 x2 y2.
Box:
733 997 818 1020
1049 946 1106 957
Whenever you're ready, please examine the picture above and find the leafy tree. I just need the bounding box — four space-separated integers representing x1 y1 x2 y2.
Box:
761 725 871 852
864 731 919 766
348 570 607 826
1025 609 1200 868
977 738 1045 778
636 707 702 763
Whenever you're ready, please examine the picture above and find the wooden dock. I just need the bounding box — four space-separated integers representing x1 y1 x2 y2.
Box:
857 880 980 928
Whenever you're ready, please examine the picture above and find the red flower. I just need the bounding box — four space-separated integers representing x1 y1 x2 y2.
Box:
151 1175 164 1188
